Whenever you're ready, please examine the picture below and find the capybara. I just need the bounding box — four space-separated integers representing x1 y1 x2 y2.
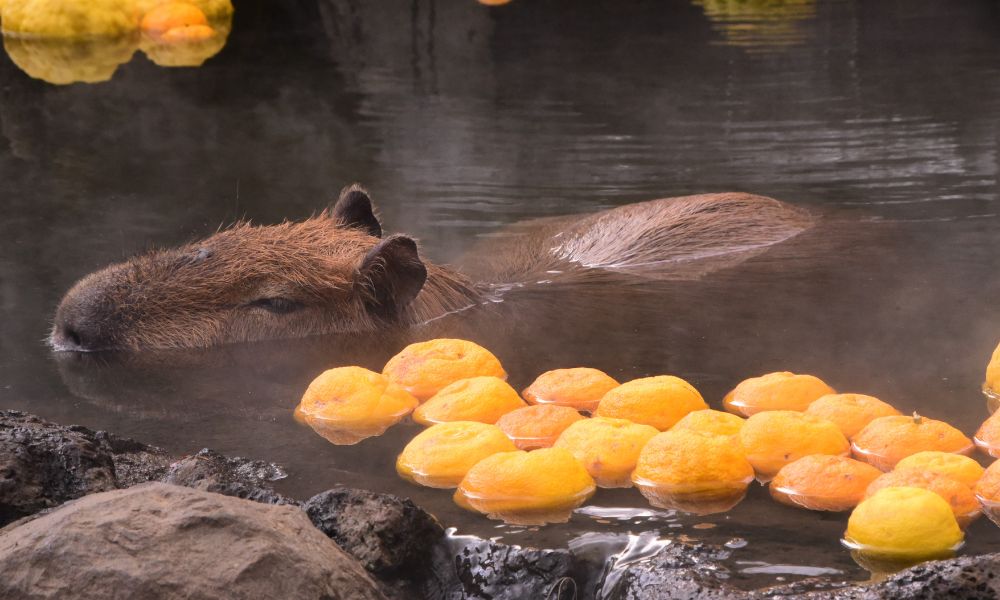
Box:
50 185 813 351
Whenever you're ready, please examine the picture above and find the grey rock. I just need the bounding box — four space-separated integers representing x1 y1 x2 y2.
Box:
0 482 386 600
605 540 742 600
0 410 117 526
161 448 295 505
448 540 579 600
304 487 445 579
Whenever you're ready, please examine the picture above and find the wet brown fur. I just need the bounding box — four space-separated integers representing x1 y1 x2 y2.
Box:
52 188 813 351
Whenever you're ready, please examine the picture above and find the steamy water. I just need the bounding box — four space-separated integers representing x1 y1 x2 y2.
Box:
3 0 1000 592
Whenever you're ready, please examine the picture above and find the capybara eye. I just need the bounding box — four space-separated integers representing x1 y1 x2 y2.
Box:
246 297 303 314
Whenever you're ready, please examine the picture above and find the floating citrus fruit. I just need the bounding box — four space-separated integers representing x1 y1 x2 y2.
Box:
973 459 1000 527
383 339 506 401
724 371 835 416
632 430 754 514
739 410 849 480
412 376 525 425
553 417 659 488
974 410 1000 458
985 340 1000 400
295 366 418 445
894 451 984 489
595 375 707 431
769 455 883 512
670 409 745 440
805 393 901 439
496 405 585 450
844 487 964 563
396 421 517 488
454 448 595 524
522 367 620 412
865 469 980 527
852 414 974 471
1 0 141 37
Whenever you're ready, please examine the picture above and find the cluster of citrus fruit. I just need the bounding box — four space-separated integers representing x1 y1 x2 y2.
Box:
295 337 1000 570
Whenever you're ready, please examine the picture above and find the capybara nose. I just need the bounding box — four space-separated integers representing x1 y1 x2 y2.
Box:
51 291 114 352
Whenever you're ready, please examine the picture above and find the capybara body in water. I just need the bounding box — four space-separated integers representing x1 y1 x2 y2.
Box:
51 185 813 351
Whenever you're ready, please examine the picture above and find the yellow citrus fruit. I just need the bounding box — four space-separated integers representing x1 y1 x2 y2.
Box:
1 0 141 37
632 430 754 513
412 376 525 425
496 405 585 450
805 393 901 439
770 455 883 512
595 375 707 431
845 487 964 560
383 339 506 401
894 451 984 489
974 410 1000 458
140 2 207 34
865 469 980 526
454 448 595 524
553 417 659 488
852 414 974 471
671 409 745 440
522 367 620 412
739 411 849 479
396 421 517 488
724 371 835 416
985 341 1000 399
296 366 417 429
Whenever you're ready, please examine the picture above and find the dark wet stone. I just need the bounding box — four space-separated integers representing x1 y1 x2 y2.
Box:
93 430 172 486
161 448 295 505
0 410 118 526
606 540 742 600
304 487 445 580
446 540 579 600
0 482 386 600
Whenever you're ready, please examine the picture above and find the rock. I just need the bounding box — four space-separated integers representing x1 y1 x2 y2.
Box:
0 482 386 600
93 429 172 486
604 539 742 600
447 539 579 600
304 487 445 579
161 448 295 505
0 410 117 526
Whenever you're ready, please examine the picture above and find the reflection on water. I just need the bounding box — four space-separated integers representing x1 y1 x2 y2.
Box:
0 0 233 84
4 0 1000 591
695 0 817 51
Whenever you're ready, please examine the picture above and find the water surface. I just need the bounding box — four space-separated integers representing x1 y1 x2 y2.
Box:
3 0 1000 591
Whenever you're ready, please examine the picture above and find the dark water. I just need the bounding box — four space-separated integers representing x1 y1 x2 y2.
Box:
3 0 1000 591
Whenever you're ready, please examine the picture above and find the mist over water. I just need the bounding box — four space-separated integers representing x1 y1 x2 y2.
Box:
3 0 1000 589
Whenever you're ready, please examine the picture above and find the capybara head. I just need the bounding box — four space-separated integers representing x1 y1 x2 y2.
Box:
51 185 444 351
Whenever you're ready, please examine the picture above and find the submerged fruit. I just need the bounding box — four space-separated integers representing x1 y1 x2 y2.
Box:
396 421 517 488
595 375 707 431
894 451 984 489
140 2 207 34
3 35 137 85
805 393 901 439
670 409 745 440
985 340 1000 400
496 404 585 450
632 430 754 514
844 487 964 561
865 469 980 526
553 417 659 488
295 366 418 444
522 367 620 412
739 410 849 480
724 371 835 416
974 410 1000 458
770 455 883 512
383 339 506 401
412 376 525 425
455 448 596 524
852 414 973 471
2 0 141 37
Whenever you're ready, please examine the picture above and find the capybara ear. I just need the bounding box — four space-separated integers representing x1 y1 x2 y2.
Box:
357 234 427 320
326 183 382 237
